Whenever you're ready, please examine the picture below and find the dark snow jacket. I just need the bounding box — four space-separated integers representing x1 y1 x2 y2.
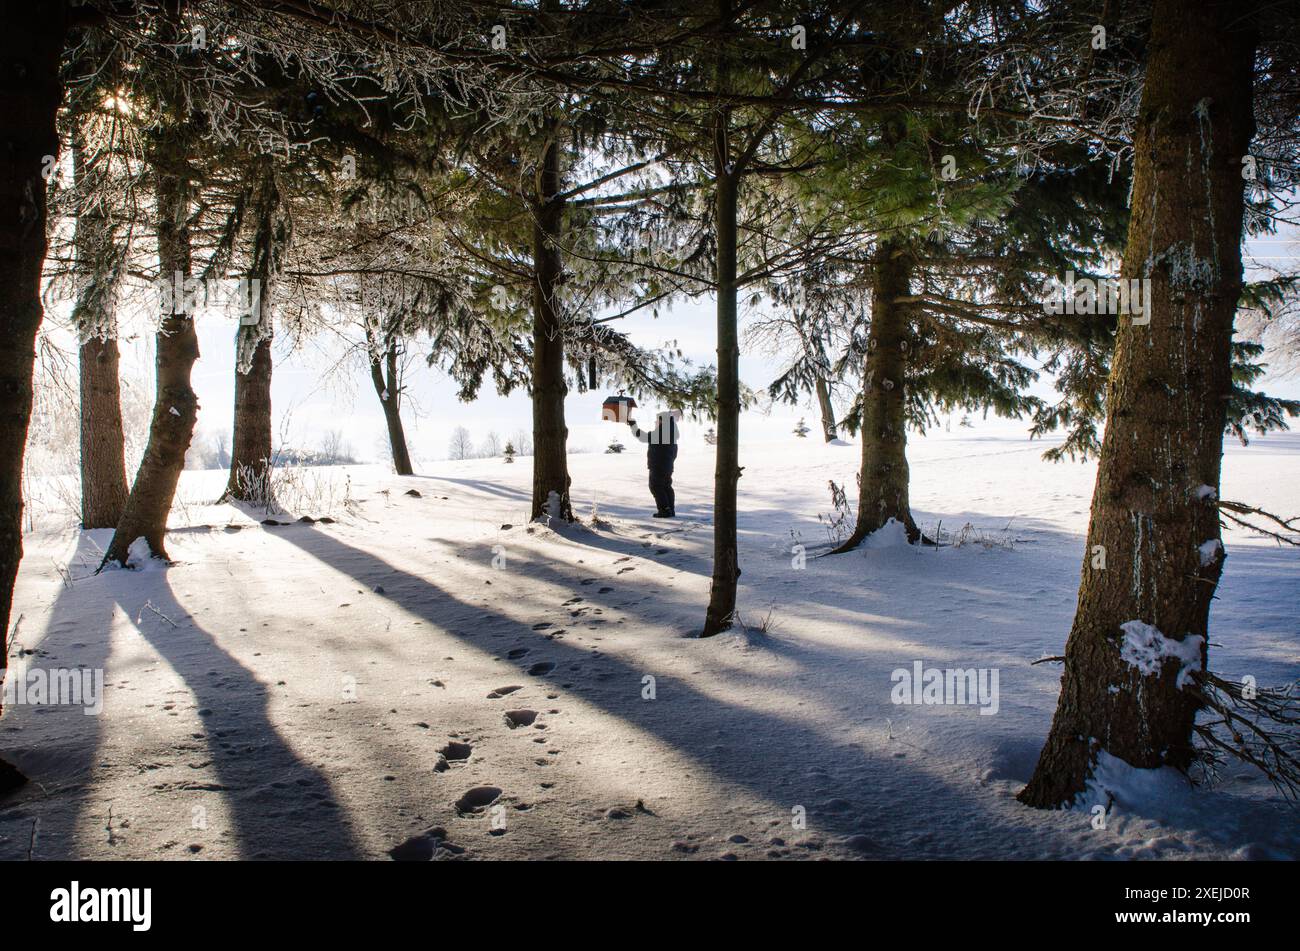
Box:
629 413 679 469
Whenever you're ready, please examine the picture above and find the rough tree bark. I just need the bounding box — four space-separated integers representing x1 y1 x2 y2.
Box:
225 331 273 499
1019 0 1257 808
529 128 573 522
0 2 66 767
834 241 921 550
101 106 200 566
814 376 837 443
702 9 741 636
368 331 414 476
71 132 130 528
225 172 284 501
78 342 131 530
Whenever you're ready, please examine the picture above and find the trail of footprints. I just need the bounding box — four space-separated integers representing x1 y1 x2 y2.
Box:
392 547 669 859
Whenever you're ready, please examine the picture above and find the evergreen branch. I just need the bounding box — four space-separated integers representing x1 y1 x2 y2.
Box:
1188 671 1300 802
1218 499 1300 546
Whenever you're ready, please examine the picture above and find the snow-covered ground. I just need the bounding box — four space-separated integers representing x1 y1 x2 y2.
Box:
2 425 1297 860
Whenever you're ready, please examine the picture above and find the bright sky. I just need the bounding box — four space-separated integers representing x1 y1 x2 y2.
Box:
41 230 1300 468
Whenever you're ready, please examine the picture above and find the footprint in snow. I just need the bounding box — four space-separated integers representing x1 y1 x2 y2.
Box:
388 828 465 861
527 661 556 676
604 799 653 821
504 709 538 728
455 787 502 815
487 685 523 699
439 740 473 762
506 648 530 659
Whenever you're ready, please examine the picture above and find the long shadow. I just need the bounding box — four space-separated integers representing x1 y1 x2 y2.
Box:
405 474 532 504
266 522 1139 858
13 499 1292 858
412 472 713 523
107 573 363 858
0 532 116 858
1221 431 1300 457
539 520 715 579
569 490 711 525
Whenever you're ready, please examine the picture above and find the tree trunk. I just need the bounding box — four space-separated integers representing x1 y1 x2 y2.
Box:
225 332 274 499
702 33 741 636
835 242 920 550
102 128 200 566
225 171 284 501
369 336 413 476
0 2 66 742
71 130 130 528
815 376 837 443
529 130 573 522
1019 0 1256 809
79 336 130 527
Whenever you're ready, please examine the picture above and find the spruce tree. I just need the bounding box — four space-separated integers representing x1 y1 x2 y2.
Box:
61 43 133 528
1020 0 1265 808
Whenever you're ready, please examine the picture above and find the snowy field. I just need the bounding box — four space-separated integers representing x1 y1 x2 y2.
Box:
2 426 1297 860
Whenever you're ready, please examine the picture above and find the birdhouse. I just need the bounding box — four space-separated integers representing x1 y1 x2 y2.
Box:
601 394 636 423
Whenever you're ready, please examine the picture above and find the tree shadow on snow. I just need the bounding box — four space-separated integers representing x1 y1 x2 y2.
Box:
264 521 1153 859
0 532 118 858
276 511 1299 859
107 574 364 858
3 531 363 859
